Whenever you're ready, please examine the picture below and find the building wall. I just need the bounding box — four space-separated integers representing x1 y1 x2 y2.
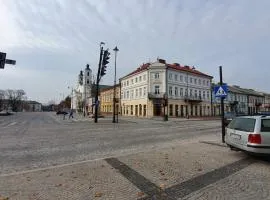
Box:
100 86 120 114
120 62 212 118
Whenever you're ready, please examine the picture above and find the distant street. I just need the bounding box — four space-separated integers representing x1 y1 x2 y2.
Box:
0 112 220 175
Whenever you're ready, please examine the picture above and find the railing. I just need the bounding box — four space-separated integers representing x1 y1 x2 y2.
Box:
184 95 202 102
148 92 166 99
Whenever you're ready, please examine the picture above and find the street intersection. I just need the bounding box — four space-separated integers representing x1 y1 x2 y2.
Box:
0 113 269 200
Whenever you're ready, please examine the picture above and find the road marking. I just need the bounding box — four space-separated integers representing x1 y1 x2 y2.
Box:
6 122 17 127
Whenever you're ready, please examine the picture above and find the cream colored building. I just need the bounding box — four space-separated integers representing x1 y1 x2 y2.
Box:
120 59 213 118
100 84 120 114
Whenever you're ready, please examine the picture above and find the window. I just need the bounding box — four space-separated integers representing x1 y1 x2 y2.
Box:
155 73 159 79
87 72 89 76
124 82 126 86
261 119 270 132
203 91 205 99
203 80 205 85
169 73 172 80
190 89 193 96
169 86 173 96
180 75 183 82
180 88 183 96
127 91 129 99
207 81 209 86
87 79 89 84
228 118 255 132
143 87 146 96
190 77 193 83
175 87 178 96
135 77 138 83
199 79 201 85
131 90 134 99
195 90 197 97
185 89 188 96
121 92 123 99
174 74 178 81
154 85 160 94
207 91 210 99
143 74 146 81
139 88 142 97
127 80 129 86
124 91 126 99
194 79 197 84
135 89 138 97
139 76 142 82
131 79 134 84
199 90 201 97
185 76 188 83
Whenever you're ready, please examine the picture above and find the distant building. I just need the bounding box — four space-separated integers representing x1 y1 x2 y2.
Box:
119 59 213 118
71 64 92 114
99 84 120 115
25 101 42 112
212 85 264 115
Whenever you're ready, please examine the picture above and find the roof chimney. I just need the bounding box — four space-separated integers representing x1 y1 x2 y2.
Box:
158 59 166 64
173 63 180 66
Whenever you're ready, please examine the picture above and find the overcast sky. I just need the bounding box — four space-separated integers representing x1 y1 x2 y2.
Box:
1 0 270 104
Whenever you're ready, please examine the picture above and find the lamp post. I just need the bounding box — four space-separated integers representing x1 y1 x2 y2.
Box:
112 46 119 123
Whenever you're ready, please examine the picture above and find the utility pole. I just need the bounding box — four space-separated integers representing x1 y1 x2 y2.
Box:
112 46 119 123
95 42 110 123
94 44 104 123
220 66 225 143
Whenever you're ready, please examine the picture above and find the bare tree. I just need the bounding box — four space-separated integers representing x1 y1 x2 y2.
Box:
5 89 26 112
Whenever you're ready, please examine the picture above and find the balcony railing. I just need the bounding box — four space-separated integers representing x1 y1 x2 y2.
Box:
148 92 166 99
184 95 202 102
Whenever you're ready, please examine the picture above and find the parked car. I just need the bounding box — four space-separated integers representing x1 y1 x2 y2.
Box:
226 115 270 155
224 112 236 126
56 111 68 115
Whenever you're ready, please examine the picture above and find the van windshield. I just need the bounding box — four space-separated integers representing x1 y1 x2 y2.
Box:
228 118 256 132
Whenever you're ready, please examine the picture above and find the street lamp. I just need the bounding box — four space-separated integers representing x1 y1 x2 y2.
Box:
112 46 119 123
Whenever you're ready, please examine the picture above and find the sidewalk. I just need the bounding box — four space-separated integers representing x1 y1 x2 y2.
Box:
1 134 269 200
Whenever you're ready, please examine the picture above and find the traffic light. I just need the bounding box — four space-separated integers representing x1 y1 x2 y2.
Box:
101 49 110 77
0 52 7 69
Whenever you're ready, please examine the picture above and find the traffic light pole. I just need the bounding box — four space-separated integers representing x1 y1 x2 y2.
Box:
220 66 225 143
94 46 103 123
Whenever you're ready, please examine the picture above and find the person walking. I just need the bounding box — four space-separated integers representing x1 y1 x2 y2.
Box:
69 109 74 119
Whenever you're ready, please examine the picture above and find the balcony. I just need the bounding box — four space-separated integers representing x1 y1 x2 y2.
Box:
148 92 166 99
184 95 202 103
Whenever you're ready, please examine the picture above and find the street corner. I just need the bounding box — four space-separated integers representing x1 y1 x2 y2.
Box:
0 160 143 200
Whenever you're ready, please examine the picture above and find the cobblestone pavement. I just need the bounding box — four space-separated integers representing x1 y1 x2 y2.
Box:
1 112 269 199
1 135 270 200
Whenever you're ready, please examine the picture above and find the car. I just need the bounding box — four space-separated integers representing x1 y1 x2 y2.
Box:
225 115 270 155
224 112 236 126
56 111 68 115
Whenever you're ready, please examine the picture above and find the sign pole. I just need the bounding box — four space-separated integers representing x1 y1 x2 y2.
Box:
219 66 225 143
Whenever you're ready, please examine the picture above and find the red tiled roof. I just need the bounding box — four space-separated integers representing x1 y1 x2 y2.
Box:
121 63 150 79
121 60 212 79
167 64 213 78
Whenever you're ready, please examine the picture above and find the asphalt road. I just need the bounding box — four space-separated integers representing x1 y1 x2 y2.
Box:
0 112 220 175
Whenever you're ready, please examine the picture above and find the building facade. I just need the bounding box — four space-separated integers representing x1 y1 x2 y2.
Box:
99 84 120 115
120 59 213 118
212 85 265 115
71 64 92 114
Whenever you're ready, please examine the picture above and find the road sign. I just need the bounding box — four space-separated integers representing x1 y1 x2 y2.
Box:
5 59 16 65
214 84 228 97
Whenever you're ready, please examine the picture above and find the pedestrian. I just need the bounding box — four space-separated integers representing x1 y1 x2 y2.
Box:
69 109 74 119
63 112 67 120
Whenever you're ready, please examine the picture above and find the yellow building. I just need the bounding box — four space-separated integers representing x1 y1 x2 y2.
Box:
120 59 213 118
100 84 120 115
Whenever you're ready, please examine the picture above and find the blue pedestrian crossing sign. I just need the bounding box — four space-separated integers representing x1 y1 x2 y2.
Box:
214 85 228 97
